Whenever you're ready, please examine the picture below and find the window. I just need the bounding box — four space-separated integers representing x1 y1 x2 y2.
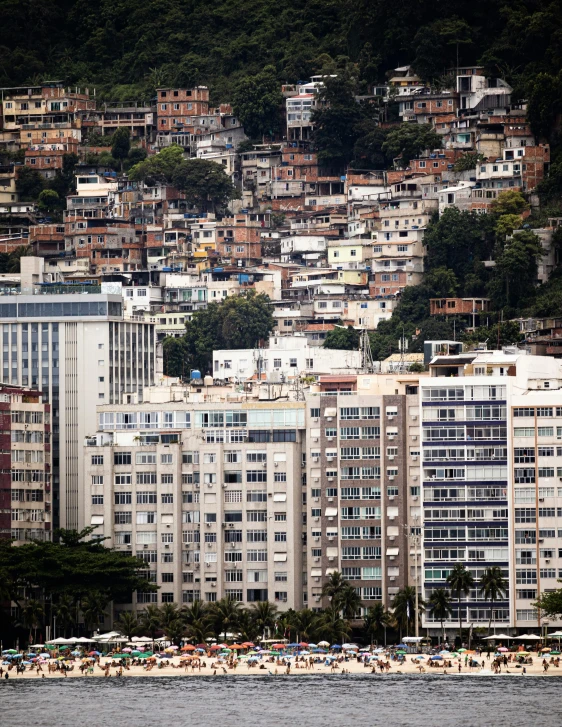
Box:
274 532 287 542
161 453 173 464
274 472 287 482
161 493 174 504
114 452 132 465
91 455 104 465
92 494 104 505
136 453 156 464
247 470 267 482
114 493 132 505
115 474 131 486
114 512 132 524
91 475 103 485
137 511 156 524
137 472 157 485
161 474 174 484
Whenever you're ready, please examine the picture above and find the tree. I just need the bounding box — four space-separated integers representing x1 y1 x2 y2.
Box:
172 158 238 213
314 605 351 643
141 605 162 646
250 601 278 638
382 124 442 167
232 65 284 139
428 589 453 645
323 325 360 350
20 598 44 645
166 618 187 646
53 594 75 638
493 230 543 309
80 591 108 634
453 152 485 172
534 585 562 620
162 336 188 378
311 71 382 168
337 584 362 619
160 602 182 632
128 145 185 185
115 611 139 641
183 291 275 372
210 596 242 641
392 586 424 637
490 190 529 217
446 564 474 643
495 213 523 241
16 166 44 201
413 18 473 81
111 128 131 171
37 189 60 214
479 566 508 634
364 603 392 645
321 571 347 603
292 609 318 642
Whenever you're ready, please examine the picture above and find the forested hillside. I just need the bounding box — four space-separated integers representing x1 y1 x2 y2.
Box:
2 0 562 108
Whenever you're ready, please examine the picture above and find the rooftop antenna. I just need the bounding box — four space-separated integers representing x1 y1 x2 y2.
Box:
359 328 375 373
398 324 408 372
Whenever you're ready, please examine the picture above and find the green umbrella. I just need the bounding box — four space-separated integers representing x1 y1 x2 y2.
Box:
551 650 561 655
132 650 141 656
5 649 18 655
458 648 467 653
270 650 280 655
396 650 407 654
112 653 131 659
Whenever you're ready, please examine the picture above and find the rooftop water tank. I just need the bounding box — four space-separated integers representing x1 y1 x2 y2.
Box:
191 369 202 381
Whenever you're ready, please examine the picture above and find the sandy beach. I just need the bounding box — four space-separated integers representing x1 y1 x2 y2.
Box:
5 653 561 679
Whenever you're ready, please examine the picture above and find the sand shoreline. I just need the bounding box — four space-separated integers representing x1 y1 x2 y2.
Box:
5 655 560 680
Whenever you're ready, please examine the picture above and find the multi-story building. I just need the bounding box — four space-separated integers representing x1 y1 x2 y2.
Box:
305 374 422 614
84 385 306 611
0 385 51 543
420 348 562 634
0 266 155 529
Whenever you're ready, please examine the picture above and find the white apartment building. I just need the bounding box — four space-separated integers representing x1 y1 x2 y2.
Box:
421 349 562 634
212 335 362 382
0 291 155 529
84 387 306 611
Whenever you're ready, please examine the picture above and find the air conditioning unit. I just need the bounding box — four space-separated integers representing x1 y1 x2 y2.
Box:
315 576 320 582
328 477 334 482
413 475 418 481
389 535 395 541
207 483 213 487
313 457 319 463
229 523 234 528
274 462 279 467
231 543 236 548
389 495 395 501
389 556 395 561
314 517 320 523
546 559 551 563
315 596 321 602
165 544 170 549
222 483 228 488
314 536 320 542
262 461 267 467
328 556 334 562
412 414 418 421
327 417 333 422
206 542 212 548
388 475 395 481
314 477 319 482
412 455 418 462
388 434 395 440
328 497 333 503
328 536 334 541
206 563 211 568
314 497 320 502
328 516 334 522
327 456 334 463
412 435 417 441
389 515 396 521
388 455 395 461
389 576 396 581
327 437 334 442
313 437 319 443
211 582 217 588
412 496 418 502
539 498 545 502
194 564 200 570
206 522 211 527
314 557 320 563
143 544 148 549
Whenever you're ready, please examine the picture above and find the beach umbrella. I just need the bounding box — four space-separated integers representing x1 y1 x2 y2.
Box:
122 647 132 653
182 644 196 651
23 661 33 665
359 648 371 652
195 648 205 653
458 648 467 652
71 650 81 656
396 650 407 655
89 651 100 656
415 655 425 660
195 644 207 649
26 652 37 657
550 650 561 655
498 647 509 652
430 656 443 661
331 644 342 649
242 642 255 647
541 647 551 652
210 645 221 651
270 650 280 656
299 642 308 647
272 643 286 649
317 641 330 647
518 651 530 656
308 643 317 648
287 643 299 648
299 650 310 656
5 649 18 655
230 644 244 650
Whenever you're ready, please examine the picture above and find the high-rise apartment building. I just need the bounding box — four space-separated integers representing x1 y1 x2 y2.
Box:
0 290 155 529
0 385 51 543
84 387 305 612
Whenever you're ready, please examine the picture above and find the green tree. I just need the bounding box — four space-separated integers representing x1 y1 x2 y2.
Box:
232 65 284 139
172 158 238 213
141 605 162 646
160 602 182 633
16 166 44 201
428 589 453 645
364 603 392 645
479 566 508 635
128 145 185 185
250 601 278 638
166 618 187 646
493 230 543 309
115 611 139 641
53 594 75 638
413 17 473 81
162 336 188 378
490 190 529 217
321 570 347 604
534 585 562 620
292 608 318 642
323 325 360 350
21 598 44 645
111 128 131 171
382 124 442 167
183 291 275 373
446 564 475 643
453 152 485 172
37 189 60 214
495 213 523 241
314 605 351 643
80 591 108 634
391 586 424 637
209 596 242 641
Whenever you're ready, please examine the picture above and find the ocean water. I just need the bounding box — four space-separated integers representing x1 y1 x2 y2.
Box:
1 674 560 726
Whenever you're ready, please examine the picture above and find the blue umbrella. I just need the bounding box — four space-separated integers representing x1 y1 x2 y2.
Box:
313 648 326 653
71 650 81 656
430 655 443 661
331 644 342 649
287 643 298 648
26 652 37 657
196 648 205 653
396 644 407 649
23 661 33 665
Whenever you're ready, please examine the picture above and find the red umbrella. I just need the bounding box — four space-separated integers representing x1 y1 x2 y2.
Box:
242 642 255 648
299 642 308 647
272 644 285 649
210 645 221 651
181 644 196 651
195 644 207 650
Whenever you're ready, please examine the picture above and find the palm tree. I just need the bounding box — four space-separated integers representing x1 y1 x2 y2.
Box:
428 589 453 645
314 605 351 644
250 601 278 639
392 587 424 637
364 603 392 646
53 594 75 638
166 618 187 646
141 605 162 648
160 603 181 633
293 609 319 643
479 566 508 634
80 592 108 635
210 596 242 641
321 571 347 604
447 563 475 644
337 584 362 619
21 598 44 645
115 611 139 641
275 610 296 641
237 610 260 642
